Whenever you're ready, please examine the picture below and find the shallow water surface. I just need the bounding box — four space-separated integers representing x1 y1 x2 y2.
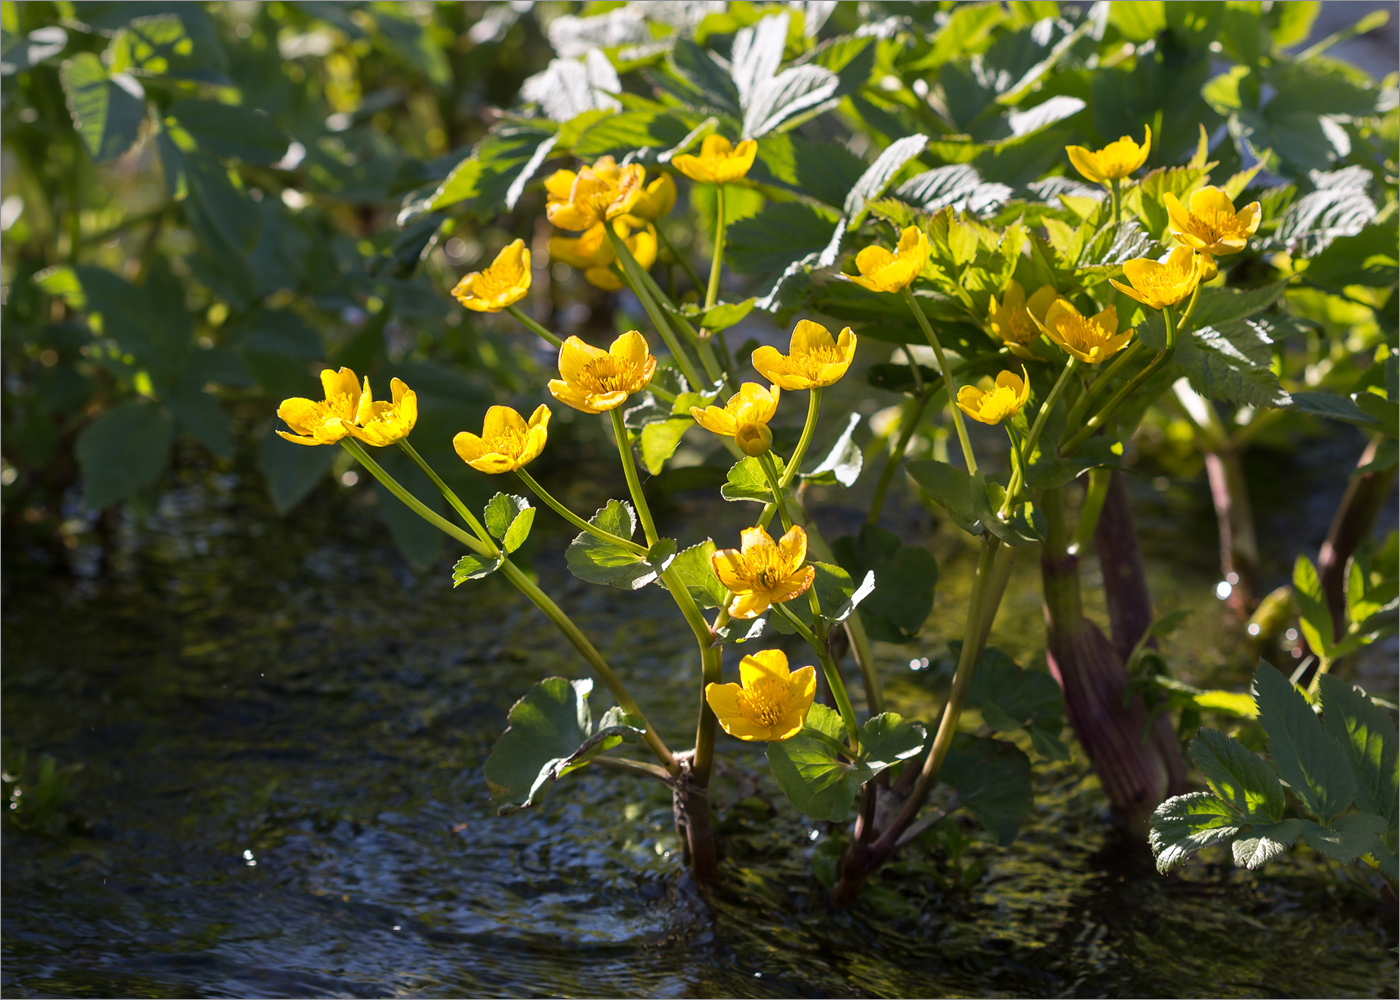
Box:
3 460 1395 998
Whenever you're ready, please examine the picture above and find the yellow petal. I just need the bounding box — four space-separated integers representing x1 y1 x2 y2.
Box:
1065 145 1106 185
739 648 790 688
777 524 807 568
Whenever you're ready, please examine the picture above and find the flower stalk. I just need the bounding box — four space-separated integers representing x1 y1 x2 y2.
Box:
902 286 979 476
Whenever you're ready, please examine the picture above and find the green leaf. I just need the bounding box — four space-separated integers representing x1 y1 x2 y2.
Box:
165 98 287 164
720 455 790 503
1289 391 1384 430
1188 728 1285 824
257 430 336 515
60 53 146 162
1300 813 1389 864
965 647 1066 751
640 418 693 475
1231 819 1304 869
452 551 503 584
570 109 698 159
770 561 858 632
184 153 261 255
1319 675 1398 828
801 413 862 487
1149 792 1244 873
831 524 937 643
484 493 534 554
663 540 729 610
939 734 1032 846
1293 554 1334 654
670 37 741 115
166 380 233 458
676 298 756 332
973 477 1045 547
483 677 645 815
75 399 175 509
400 126 557 223
565 500 675 590
909 2 1006 71
766 705 872 823
1302 219 1399 290
1 25 67 75
858 713 927 772
749 132 869 209
1254 664 1355 823
726 200 841 283
844 132 929 221
905 459 982 534
1276 166 1377 256
108 12 228 84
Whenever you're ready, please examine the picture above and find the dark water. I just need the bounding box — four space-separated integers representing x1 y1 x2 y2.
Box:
3 439 1396 998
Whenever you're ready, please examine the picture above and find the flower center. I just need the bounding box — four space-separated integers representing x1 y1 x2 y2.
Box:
800 344 841 374
1054 314 1108 350
1004 309 1038 345
741 678 788 726
581 356 629 393
491 427 525 455
1194 208 1237 242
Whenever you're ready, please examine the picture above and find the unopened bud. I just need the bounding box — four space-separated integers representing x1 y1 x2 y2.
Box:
736 422 773 457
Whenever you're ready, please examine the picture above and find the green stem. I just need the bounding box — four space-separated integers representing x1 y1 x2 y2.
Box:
759 450 795 531
514 467 649 556
902 287 978 476
605 226 705 389
1109 178 1121 229
1065 341 1145 431
627 250 725 387
655 224 704 290
1070 467 1113 555
609 407 659 547
345 440 675 771
505 304 563 349
846 613 884 715
778 387 822 488
1062 304 1177 456
772 603 860 749
398 440 495 549
706 184 725 310
1022 355 1079 467
343 440 492 555
868 384 939 527
501 559 678 772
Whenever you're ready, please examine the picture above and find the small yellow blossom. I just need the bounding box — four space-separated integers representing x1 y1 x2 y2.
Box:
453 404 550 474
586 225 658 292
633 173 677 220
672 135 758 184
547 222 613 270
690 382 781 456
277 367 362 446
1164 186 1261 256
704 649 817 742
545 162 646 231
350 377 418 446
956 367 1031 425
1040 300 1133 365
987 282 1058 359
1110 246 1202 310
849 225 929 294
1066 126 1151 184
547 331 657 414
451 239 531 313
751 320 857 390
711 524 816 619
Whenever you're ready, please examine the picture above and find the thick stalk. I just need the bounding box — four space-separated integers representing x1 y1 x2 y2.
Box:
1203 448 1259 615
846 614 884 715
778 388 822 489
1109 178 1121 228
759 450 795 532
1064 341 1144 431
504 304 563 349
609 408 659 546
1070 467 1113 556
514 467 649 556
902 287 978 476
1317 435 1398 637
625 243 725 386
605 226 705 389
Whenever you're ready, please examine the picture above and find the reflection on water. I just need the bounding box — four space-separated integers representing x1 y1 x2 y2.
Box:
3 456 1395 998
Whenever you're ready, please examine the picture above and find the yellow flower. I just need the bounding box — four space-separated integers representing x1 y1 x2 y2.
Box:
751 320 857 390
987 281 1058 359
350 376 418 446
672 134 759 184
1040 300 1133 365
545 162 646 232
711 524 816 619
276 367 362 446
452 239 531 313
704 649 817 742
690 382 781 456
547 331 657 414
849 225 929 294
1109 246 1202 310
1164 186 1261 256
956 367 1031 425
453 404 550 474
1066 125 1151 184
632 173 677 221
